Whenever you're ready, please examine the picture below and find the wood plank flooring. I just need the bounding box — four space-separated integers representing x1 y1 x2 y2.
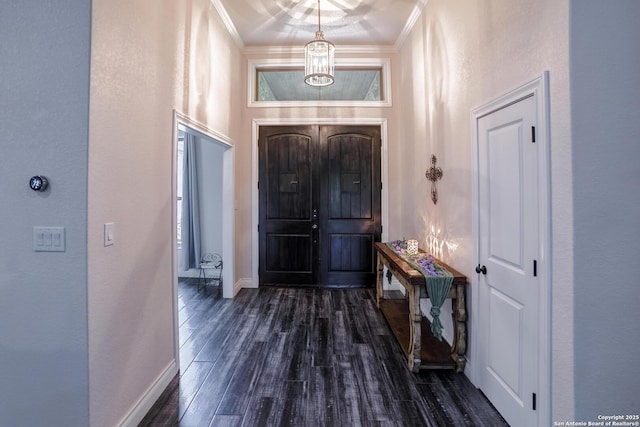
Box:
139 279 508 426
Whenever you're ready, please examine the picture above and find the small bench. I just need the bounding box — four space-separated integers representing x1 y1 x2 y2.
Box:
374 242 468 373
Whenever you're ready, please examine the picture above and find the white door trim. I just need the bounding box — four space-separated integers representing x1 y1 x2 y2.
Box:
250 118 389 288
470 72 551 426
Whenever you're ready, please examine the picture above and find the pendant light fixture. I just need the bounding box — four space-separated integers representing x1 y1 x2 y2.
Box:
304 0 335 87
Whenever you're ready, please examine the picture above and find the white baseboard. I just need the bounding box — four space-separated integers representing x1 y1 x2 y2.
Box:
464 358 475 386
234 277 254 296
117 359 178 427
178 269 200 278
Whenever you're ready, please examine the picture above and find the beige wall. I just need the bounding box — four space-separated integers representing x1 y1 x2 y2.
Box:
396 0 573 421
88 0 241 425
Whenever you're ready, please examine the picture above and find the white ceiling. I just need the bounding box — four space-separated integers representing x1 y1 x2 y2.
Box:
214 0 429 48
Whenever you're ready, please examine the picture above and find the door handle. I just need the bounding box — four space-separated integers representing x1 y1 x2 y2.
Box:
311 224 318 230
475 264 487 275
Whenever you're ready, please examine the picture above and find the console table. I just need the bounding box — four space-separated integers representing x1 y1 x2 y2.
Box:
374 242 467 373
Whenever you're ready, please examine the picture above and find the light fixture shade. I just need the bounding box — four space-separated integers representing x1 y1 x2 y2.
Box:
304 31 335 87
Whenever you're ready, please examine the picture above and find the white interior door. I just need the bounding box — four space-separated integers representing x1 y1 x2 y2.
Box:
477 94 539 427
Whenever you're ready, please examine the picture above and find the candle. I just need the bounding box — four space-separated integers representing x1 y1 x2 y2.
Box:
407 239 419 254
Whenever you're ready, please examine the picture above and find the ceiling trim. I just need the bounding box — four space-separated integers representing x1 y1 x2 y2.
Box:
211 0 430 54
394 0 430 50
210 0 244 49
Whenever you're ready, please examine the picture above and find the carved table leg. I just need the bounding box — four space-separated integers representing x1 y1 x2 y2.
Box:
451 283 467 372
375 256 384 308
407 285 422 372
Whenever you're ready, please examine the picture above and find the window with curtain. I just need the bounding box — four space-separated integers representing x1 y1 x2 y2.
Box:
176 134 184 251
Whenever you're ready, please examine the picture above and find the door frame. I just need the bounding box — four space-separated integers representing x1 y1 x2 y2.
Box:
471 72 551 426
251 118 389 289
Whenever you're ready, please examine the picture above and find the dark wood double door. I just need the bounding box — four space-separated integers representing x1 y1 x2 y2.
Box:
259 125 382 287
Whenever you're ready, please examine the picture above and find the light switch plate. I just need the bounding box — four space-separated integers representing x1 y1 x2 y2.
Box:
104 222 115 246
33 227 65 252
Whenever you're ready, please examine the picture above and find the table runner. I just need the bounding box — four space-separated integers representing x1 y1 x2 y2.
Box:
386 240 453 341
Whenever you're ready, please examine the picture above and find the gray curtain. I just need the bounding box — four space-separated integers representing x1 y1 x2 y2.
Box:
179 133 201 270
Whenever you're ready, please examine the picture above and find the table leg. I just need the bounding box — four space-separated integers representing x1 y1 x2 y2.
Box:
451 283 467 372
407 285 422 372
375 256 384 308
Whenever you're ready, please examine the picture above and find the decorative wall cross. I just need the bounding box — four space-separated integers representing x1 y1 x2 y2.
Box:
425 155 443 204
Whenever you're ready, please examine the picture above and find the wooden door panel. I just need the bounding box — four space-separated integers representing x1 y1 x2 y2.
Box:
266 134 312 220
259 126 318 285
265 234 312 272
321 126 381 286
328 134 373 219
487 287 524 397
329 234 374 272
487 122 525 271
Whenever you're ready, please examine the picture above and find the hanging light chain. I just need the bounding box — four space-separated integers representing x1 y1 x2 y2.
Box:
304 0 335 86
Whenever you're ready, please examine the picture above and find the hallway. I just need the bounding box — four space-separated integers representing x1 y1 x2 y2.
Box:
140 280 508 426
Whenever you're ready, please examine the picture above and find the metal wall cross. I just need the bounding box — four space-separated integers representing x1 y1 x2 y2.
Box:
425 155 443 204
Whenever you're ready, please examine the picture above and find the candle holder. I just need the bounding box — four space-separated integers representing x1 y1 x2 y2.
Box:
407 239 419 255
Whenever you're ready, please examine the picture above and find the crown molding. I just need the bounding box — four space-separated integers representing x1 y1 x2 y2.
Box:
210 0 244 49
393 0 429 51
212 0 429 54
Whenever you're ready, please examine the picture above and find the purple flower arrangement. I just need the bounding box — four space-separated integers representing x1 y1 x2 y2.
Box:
389 240 446 277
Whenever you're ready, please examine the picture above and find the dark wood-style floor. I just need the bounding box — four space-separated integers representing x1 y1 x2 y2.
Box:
139 279 508 427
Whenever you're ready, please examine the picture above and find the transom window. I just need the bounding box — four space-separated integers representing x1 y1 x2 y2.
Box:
248 59 391 107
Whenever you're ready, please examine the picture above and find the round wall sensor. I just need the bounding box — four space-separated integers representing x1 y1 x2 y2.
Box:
29 176 49 192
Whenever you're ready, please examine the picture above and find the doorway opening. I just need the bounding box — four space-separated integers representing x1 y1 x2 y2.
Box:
176 126 225 281
171 110 235 365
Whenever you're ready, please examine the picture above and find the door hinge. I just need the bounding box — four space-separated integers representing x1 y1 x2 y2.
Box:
531 126 536 143
532 393 537 410
533 260 538 277
257 224 259 232
257 181 260 190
